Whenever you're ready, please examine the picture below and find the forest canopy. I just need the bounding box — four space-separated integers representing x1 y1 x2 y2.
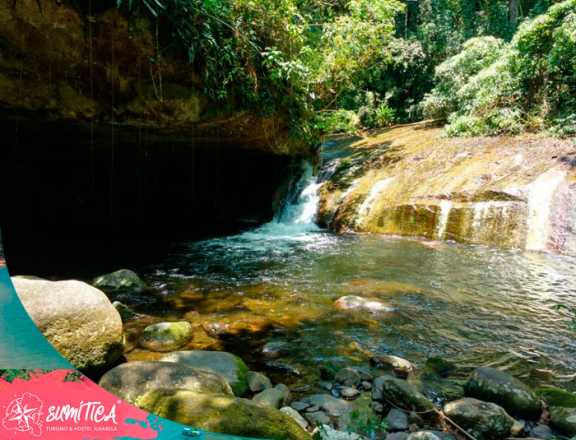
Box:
113 0 575 138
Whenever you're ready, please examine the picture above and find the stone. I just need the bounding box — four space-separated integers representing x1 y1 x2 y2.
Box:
336 368 362 387
334 295 395 313
12 277 123 370
340 387 361 400
386 408 409 431
93 269 146 293
136 389 312 440
528 424 553 439
371 355 416 378
372 401 385 413
281 406 309 430
247 371 272 393
291 401 311 411
160 350 249 396
99 361 232 403
305 411 331 426
510 419 525 437
253 384 290 409
112 301 137 321
265 361 303 377
372 376 435 412
443 398 515 440
139 321 193 352
319 381 333 391
262 340 290 359
361 381 372 391
315 425 363 439
387 433 410 440
299 394 353 417
407 432 455 440
549 406 576 436
464 367 542 419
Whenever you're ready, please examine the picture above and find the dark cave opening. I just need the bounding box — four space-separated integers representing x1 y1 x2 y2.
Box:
0 112 293 277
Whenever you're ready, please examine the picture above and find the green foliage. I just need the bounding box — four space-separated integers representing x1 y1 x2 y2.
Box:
314 110 359 134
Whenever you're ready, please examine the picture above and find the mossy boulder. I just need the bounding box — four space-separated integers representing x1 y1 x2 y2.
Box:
136 389 312 440
443 398 514 440
372 375 434 412
12 276 123 370
464 367 542 419
549 406 576 436
139 321 193 352
93 269 146 294
98 361 232 403
160 350 249 396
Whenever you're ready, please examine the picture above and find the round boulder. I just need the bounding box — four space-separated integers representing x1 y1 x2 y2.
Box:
139 321 193 352
12 276 123 370
160 350 249 396
136 389 312 440
464 367 542 419
99 360 232 403
443 398 514 440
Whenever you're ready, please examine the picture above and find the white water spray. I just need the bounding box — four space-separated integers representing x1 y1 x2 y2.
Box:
275 162 322 226
356 177 395 227
526 169 566 251
435 200 452 240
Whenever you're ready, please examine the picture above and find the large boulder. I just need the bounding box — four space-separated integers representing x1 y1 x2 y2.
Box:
160 350 249 396
443 398 514 440
136 389 312 440
12 276 123 370
93 269 146 294
372 376 434 412
464 367 542 419
138 321 193 352
99 361 232 403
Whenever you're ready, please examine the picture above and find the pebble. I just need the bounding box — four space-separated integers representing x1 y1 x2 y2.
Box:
340 387 361 400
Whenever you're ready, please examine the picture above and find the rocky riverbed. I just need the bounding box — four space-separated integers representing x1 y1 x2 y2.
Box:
11 268 576 439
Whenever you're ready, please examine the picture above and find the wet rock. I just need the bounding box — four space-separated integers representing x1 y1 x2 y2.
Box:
265 360 303 377
549 406 576 436
247 371 273 393
12 276 123 370
113 301 137 322
139 321 193 352
319 381 334 391
305 411 331 426
160 350 249 396
137 389 312 440
315 425 363 439
299 394 352 418
372 376 435 412
202 314 274 338
262 340 290 359
331 388 342 398
334 295 395 313
443 398 515 440
340 387 361 400
253 385 290 409
281 407 309 430
386 408 409 431
336 368 362 387
93 269 146 294
99 361 232 403
387 433 410 440
306 405 320 412
371 355 415 378
510 419 526 437
372 401 385 413
407 431 455 440
528 424 553 439
291 401 311 411
361 381 372 391
464 367 542 419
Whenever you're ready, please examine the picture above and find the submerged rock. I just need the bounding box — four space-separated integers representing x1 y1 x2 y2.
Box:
336 368 363 387
372 376 434 412
160 350 249 396
98 361 232 403
371 355 415 378
139 321 193 352
136 389 312 440
247 371 273 393
93 269 146 293
464 367 542 419
334 295 395 313
12 276 123 370
443 398 514 440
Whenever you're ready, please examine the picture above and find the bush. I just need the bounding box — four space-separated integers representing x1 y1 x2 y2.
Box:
314 109 360 134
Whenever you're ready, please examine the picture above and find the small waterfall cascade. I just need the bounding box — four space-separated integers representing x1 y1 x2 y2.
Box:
526 168 567 251
356 177 395 227
435 200 452 240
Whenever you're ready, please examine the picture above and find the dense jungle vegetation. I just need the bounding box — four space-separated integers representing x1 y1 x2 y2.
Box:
112 0 575 139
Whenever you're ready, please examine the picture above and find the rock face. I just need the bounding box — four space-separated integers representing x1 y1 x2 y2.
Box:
334 296 395 313
93 269 146 294
464 367 542 419
12 276 123 370
138 321 193 352
99 361 232 403
372 376 434 412
318 124 576 254
160 350 249 396
136 389 312 440
443 398 514 440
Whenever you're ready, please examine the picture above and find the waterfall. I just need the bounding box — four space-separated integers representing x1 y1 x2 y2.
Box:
356 177 395 227
526 169 566 252
275 162 322 226
435 200 452 240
